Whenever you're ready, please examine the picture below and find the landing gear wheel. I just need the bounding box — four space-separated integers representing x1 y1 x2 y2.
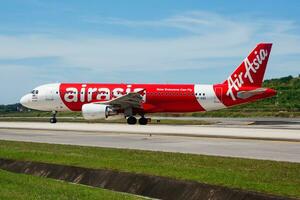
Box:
50 111 57 124
127 116 137 125
50 118 57 123
138 117 148 125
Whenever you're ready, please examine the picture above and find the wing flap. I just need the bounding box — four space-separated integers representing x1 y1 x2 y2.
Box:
94 89 145 110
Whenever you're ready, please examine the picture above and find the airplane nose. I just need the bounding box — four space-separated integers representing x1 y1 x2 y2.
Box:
20 94 31 108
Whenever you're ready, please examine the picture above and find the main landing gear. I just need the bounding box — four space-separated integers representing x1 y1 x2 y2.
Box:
138 117 148 125
126 116 148 125
50 111 57 124
127 116 137 125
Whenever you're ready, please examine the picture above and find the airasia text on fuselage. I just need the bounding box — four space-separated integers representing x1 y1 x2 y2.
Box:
62 84 146 103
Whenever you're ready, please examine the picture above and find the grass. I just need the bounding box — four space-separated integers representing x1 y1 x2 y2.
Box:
0 169 143 200
190 110 300 118
0 140 299 198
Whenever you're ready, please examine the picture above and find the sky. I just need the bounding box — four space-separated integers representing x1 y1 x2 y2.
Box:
0 0 300 104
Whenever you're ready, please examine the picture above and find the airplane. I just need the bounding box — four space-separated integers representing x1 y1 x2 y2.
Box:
20 43 276 125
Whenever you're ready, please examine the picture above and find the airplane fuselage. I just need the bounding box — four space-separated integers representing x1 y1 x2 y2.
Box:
20 83 276 113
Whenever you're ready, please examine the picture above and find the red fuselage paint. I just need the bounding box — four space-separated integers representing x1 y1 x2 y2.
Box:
59 83 203 112
59 83 276 113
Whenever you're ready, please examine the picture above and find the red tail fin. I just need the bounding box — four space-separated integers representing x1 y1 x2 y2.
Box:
223 43 272 87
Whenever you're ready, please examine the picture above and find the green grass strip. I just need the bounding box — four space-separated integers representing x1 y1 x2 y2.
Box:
0 140 299 198
0 169 143 200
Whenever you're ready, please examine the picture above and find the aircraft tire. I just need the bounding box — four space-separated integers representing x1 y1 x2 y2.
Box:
138 117 148 125
50 118 57 123
127 116 137 125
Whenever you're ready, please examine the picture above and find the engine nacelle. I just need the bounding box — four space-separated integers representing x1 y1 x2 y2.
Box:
82 103 117 120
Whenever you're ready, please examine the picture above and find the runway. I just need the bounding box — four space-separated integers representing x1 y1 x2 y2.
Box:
0 122 299 163
0 121 299 141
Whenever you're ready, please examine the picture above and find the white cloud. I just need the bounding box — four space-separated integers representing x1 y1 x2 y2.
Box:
0 11 299 73
1 11 300 103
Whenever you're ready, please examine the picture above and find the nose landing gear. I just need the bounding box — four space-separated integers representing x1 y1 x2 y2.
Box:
50 111 57 123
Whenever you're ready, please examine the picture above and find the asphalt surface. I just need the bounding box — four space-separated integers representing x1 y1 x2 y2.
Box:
0 122 299 141
0 121 299 163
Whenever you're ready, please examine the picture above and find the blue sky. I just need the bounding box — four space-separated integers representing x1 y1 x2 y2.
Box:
0 0 300 104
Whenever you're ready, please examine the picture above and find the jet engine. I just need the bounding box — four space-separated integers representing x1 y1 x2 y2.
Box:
82 103 117 120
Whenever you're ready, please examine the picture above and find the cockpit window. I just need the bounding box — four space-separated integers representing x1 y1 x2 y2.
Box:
31 90 39 94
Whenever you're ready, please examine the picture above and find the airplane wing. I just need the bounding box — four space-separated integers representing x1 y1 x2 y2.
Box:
94 89 145 110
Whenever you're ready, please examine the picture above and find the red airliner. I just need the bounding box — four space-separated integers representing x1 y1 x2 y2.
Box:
20 43 276 125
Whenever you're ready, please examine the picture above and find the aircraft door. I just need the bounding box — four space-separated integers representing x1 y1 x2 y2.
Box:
214 87 222 103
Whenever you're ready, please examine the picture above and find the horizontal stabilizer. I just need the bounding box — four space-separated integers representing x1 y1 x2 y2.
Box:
236 88 267 99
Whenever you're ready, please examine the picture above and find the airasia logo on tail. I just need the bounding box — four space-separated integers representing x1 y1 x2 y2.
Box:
226 49 268 101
